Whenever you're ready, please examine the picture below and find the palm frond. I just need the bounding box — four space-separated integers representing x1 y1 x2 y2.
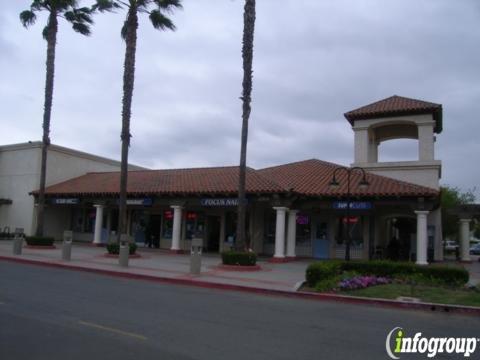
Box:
153 0 182 12
92 0 122 12
31 0 45 11
121 21 128 40
72 22 91 35
64 8 94 25
20 10 37 27
149 9 175 31
42 25 50 40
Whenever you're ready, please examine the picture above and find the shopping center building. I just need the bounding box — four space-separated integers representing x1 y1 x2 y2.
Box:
2 96 445 264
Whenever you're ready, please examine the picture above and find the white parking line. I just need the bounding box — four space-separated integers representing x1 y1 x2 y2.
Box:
78 320 147 341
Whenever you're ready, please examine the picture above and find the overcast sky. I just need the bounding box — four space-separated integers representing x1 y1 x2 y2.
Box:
1 0 479 196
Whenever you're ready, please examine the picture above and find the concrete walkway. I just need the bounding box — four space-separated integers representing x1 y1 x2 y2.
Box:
1 240 478 292
0 240 312 292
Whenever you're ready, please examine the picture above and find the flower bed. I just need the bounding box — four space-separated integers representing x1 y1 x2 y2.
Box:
338 275 391 291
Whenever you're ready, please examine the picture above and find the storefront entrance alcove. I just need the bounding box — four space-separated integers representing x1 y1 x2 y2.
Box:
206 216 221 252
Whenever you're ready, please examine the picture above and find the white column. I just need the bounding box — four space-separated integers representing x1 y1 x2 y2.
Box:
286 210 298 258
170 205 182 251
459 219 471 262
353 128 369 163
273 207 288 259
418 123 435 161
415 210 429 265
93 205 104 245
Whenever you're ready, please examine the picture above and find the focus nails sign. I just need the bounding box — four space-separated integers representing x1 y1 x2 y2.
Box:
200 198 244 207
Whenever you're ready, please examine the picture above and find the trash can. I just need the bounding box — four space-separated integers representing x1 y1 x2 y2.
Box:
119 234 129 267
190 238 203 275
62 230 73 261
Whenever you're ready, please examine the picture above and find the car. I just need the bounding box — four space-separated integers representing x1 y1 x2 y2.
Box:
444 240 459 251
470 243 480 255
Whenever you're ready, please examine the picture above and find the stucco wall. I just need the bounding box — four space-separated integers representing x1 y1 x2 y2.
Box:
0 143 143 236
361 162 441 189
0 147 41 234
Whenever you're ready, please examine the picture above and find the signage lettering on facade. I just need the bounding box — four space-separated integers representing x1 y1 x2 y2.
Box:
53 198 79 205
333 201 372 210
200 198 242 207
126 198 153 206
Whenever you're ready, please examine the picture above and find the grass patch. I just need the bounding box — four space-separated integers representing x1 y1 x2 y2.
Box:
343 284 480 307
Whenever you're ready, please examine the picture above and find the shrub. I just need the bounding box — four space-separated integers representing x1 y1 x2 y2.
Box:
106 242 137 255
221 251 257 266
305 260 469 288
314 276 341 292
25 236 54 246
341 260 416 278
306 261 342 287
417 266 469 286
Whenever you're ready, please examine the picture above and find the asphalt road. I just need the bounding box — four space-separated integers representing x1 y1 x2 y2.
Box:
0 261 478 360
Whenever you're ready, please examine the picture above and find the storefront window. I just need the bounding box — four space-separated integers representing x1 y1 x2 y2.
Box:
185 211 205 240
225 212 237 244
85 208 96 233
264 211 275 244
131 210 148 243
335 216 363 247
296 214 311 244
72 208 84 232
162 210 173 239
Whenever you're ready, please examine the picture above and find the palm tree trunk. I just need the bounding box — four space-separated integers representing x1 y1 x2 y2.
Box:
236 0 256 251
35 11 58 237
118 7 138 242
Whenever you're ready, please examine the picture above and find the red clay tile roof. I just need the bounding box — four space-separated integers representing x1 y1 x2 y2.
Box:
257 159 438 197
39 166 284 196
344 95 442 133
40 160 438 198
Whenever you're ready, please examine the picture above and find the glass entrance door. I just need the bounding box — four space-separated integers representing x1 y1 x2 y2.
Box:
313 219 329 259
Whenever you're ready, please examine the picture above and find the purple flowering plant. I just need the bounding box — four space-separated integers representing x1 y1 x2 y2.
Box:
338 275 391 291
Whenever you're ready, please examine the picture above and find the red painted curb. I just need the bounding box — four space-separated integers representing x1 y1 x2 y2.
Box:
169 249 185 254
268 257 291 263
215 264 262 272
1 255 479 316
103 253 142 259
25 245 56 249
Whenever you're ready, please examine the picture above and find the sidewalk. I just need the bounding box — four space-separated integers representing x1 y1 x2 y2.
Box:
0 240 311 292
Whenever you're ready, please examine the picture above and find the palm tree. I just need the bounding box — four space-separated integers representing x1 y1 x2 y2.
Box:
20 1 93 237
236 0 256 251
92 0 182 240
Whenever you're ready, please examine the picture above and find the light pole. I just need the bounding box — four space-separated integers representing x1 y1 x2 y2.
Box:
329 166 369 261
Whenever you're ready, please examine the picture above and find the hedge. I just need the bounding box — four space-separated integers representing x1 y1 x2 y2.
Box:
25 236 54 246
106 242 137 255
306 261 342 287
306 260 469 287
221 251 257 266
0 232 11 240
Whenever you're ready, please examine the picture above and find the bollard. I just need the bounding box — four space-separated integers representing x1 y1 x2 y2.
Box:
12 236 23 255
12 228 24 255
62 230 73 261
190 238 203 275
119 234 129 267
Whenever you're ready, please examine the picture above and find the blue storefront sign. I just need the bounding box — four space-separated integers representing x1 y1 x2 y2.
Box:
332 201 372 210
52 198 79 205
116 198 153 206
200 198 244 207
